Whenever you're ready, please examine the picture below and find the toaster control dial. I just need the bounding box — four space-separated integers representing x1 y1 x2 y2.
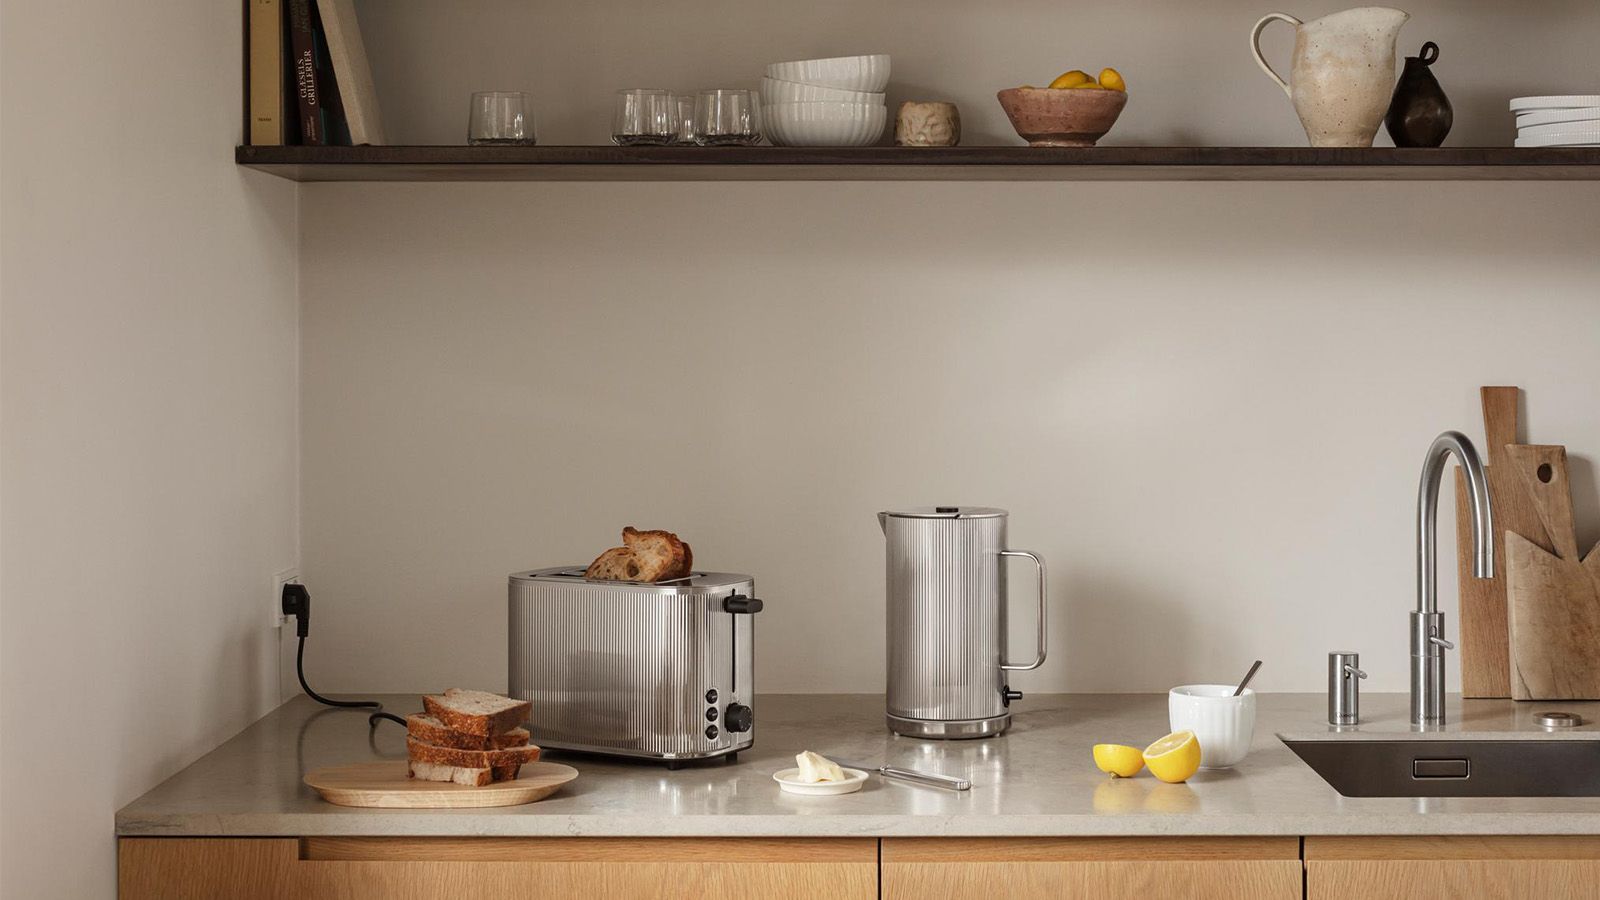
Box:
724 703 754 733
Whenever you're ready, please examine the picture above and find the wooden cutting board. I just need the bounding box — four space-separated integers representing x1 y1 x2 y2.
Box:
1454 386 1554 698
1504 443 1600 700
305 760 578 809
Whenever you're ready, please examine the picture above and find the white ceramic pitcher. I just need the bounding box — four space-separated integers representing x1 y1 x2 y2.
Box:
1250 7 1409 147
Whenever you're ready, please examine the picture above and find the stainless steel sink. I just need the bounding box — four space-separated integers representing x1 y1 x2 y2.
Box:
1282 734 1600 797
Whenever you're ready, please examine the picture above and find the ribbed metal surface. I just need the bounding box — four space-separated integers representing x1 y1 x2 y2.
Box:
508 569 755 760
885 515 1008 724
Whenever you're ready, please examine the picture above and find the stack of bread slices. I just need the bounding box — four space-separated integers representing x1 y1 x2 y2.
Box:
406 689 539 787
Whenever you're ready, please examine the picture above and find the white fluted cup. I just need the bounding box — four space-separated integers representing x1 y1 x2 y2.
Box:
1169 684 1256 769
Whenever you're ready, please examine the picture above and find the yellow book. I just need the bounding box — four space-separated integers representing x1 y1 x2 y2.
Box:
248 0 284 145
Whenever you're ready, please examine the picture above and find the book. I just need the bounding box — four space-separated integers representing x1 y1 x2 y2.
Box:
316 0 385 145
287 0 325 145
247 0 285 144
311 2 352 145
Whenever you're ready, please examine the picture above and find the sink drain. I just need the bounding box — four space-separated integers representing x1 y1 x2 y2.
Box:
1536 711 1583 728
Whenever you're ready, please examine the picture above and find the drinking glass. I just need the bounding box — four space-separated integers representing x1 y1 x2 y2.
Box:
612 89 675 145
694 90 761 146
468 92 535 145
670 94 698 145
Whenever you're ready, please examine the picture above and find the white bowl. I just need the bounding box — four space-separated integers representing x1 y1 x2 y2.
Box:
1520 119 1600 138
773 767 868 795
765 54 890 93
1517 107 1600 129
764 102 886 148
1168 684 1256 770
760 76 883 106
1510 95 1600 112
1514 130 1600 148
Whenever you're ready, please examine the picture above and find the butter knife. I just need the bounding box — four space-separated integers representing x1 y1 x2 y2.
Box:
833 761 971 791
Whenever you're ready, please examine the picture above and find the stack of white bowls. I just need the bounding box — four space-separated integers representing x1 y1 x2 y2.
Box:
760 54 890 147
1511 95 1600 147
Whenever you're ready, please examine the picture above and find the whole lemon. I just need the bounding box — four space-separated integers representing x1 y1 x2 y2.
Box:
1099 67 1127 92
1093 743 1146 778
1048 70 1093 89
1143 730 1201 783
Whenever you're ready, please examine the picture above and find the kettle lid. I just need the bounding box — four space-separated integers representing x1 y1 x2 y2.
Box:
879 506 1008 519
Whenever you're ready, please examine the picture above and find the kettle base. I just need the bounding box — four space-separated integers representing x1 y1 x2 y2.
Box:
887 713 1010 740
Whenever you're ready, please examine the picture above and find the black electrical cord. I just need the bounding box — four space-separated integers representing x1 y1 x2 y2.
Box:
296 635 406 727
285 582 406 728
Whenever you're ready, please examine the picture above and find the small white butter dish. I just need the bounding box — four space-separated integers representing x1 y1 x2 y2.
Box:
773 767 869 795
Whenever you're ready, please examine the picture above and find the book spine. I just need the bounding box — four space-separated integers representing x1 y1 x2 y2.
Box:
286 0 324 145
247 0 284 145
310 2 351 145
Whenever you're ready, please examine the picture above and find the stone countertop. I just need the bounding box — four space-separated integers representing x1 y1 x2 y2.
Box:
116 693 1600 838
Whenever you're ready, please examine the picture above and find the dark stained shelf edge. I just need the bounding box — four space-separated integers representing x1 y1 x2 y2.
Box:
235 144 1600 182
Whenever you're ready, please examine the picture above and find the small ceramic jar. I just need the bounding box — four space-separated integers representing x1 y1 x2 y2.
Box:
895 101 960 147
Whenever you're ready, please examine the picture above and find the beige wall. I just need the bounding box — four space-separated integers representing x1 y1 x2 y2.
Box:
299 179 1600 698
298 0 1600 699
0 3 299 898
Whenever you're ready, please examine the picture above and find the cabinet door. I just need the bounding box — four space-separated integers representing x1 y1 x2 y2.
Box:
881 837 1302 900
119 837 878 900
1306 835 1600 900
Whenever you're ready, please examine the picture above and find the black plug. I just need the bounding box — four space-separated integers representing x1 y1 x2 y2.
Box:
281 582 311 638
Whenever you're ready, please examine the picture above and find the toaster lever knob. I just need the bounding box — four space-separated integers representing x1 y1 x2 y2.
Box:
723 594 764 614
724 703 754 732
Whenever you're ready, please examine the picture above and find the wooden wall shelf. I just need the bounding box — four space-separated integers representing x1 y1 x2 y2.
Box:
236 144 1600 182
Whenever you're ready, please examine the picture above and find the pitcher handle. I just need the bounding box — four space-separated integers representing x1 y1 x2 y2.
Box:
999 550 1047 671
1250 12 1300 99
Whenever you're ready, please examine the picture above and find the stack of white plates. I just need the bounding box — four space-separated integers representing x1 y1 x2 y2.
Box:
1511 96 1600 147
760 55 889 147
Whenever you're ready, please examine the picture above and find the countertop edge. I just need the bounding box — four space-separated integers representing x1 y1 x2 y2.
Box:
116 812 1600 839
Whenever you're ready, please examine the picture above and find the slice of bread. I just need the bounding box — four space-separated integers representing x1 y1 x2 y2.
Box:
406 736 542 770
406 714 529 751
583 546 640 581
408 760 494 787
623 527 693 579
421 689 531 737
583 526 693 583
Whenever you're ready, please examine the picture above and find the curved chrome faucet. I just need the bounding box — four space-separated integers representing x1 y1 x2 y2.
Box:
1412 430 1494 725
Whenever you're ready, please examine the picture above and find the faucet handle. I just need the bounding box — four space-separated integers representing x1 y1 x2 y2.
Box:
1344 664 1368 679
1429 635 1455 651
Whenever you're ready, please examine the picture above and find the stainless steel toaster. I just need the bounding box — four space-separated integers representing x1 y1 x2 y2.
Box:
508 567 761 766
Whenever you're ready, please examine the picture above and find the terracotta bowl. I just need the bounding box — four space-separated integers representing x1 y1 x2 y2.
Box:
996 87 1128 147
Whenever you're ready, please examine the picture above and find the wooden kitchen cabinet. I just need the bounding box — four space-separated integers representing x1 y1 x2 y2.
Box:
881 836 1302 900
119 836 877 900
1305 836 1600 900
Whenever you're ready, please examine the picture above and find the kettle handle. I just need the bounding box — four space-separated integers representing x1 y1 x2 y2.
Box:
999 550 1048 671
1249 12 1300 99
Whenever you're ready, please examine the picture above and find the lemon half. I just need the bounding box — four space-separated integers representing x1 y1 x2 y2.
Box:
1143 730 1201 783
1092 743 1146 778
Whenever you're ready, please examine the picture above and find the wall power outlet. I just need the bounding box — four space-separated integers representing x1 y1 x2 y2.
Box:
272 569 300 628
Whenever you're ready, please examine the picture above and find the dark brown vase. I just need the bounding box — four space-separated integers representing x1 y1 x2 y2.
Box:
1386 42 1453 148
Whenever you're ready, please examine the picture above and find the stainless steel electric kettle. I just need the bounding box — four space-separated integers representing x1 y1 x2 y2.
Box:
878 506 1049 739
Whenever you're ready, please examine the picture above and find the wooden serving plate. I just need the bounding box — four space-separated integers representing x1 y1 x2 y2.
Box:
305 760 578 809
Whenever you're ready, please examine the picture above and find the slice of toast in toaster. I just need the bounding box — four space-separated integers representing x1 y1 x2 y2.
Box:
421 689 531 737
583 527 693 583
